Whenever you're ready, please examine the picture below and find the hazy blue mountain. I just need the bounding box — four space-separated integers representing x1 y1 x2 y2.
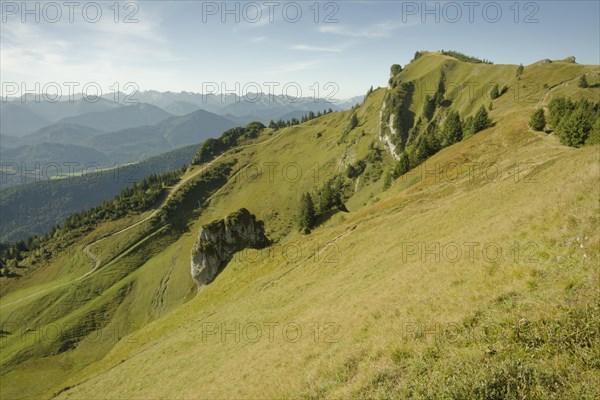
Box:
0 103 50 137
85 125 171 163
113 90 348 118
217 96 340 119
116 91 224 113
1 142 110 169
57 103 172 132
337 95 365 110
21 97 123 123
157 109 237 147
1 134 22 148
277 110 317 122
1 106 238 189
163 101 201 115
22 123 103 146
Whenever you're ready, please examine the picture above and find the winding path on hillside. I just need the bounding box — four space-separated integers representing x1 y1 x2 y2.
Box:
0 132 284 310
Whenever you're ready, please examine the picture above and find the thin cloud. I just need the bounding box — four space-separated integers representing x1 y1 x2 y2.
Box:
319 20 417 38
270 60 322 73
291 44 342 53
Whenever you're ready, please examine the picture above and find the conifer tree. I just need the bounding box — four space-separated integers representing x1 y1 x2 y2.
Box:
472 106 492 133
529 108 546 131
394 152 411 177
490 84 500 100
516 64 524 77
441 111 463 146
298 193 316 230
423 95 436 120
557 106 592 147
349 112 359 130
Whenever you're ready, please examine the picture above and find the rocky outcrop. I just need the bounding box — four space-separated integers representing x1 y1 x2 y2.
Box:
379 96 400 160
190 208 269 289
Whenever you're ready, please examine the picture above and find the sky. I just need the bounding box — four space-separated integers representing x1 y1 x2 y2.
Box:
1 0 599 100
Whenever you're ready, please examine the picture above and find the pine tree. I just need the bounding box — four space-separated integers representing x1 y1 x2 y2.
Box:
490 84 500 100
298 193 316 230
463 116 474 137
516 64 524 77
586 117 600 145
441 111 463 146
435 71 446 105
548 97 575 127
394 152 411 177
383 170 393 190
472 106 492 133
529 108 546 131
349 112 359 130
423 95 436 120
557 105 593 147
318 184 334 214
579 75 589 88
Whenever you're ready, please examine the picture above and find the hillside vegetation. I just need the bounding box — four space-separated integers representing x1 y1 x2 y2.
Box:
0 52 598 400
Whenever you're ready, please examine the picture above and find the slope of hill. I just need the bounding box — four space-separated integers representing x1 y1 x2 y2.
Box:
0 52 598 400
57 103 172 132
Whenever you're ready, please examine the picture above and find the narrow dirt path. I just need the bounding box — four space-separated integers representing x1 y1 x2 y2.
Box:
0 132 284 310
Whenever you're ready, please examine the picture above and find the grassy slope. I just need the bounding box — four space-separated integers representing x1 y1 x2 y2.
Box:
1 53 598 399
0 87 392 400
55 113 599 400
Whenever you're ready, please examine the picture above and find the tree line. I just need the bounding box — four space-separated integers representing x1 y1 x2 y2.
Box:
529 97 600 147
298 174 349 232
268 109 334 131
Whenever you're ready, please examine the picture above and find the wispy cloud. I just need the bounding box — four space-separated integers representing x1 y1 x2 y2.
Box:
319 20 416 38
291 44 342 53
0 3 180 90
270 60 322 73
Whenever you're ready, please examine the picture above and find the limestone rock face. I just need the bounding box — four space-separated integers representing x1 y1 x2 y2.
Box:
190 208 269 289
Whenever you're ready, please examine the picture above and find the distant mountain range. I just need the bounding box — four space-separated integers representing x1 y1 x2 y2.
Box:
57 103 172 132
2 90 360 137
0 108 239 187
1 91 364 188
